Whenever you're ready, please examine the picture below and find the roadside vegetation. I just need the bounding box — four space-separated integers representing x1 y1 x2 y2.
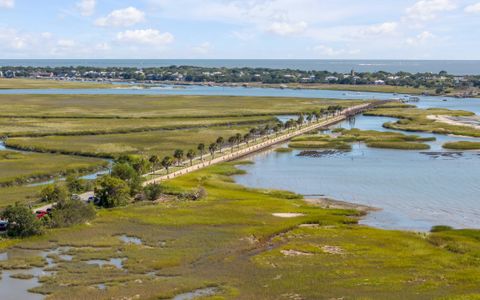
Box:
1 163 480 299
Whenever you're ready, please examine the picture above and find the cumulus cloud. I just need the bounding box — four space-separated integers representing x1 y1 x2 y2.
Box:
266 21 308 36
95 7 145 27
406 0 456 21
116 29 174 46
0 0 14 8
76 0 96 16
465 2 480 13
406 31 435 45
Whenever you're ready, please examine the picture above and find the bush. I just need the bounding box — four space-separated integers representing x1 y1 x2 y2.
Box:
39 184 69 203
181 187 207 201
431 225 453 232
94 175 130 208
1 202 43 237
48 199 96 228
143 183 163 201
111 162 143 196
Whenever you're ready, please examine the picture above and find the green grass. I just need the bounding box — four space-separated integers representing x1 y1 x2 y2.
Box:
0 185 48 208
366 141 430 150
0 115 274 137
0 78 113 89
289 140 352 150
366 105 480 138
0 94 362 118
443 141 480 150
1 163 480 299
5 126 256 158
274 147 293 153
0 151 107 187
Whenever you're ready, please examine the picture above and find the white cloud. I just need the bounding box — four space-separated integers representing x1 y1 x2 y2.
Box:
406 31 435 45
359 22 398 36
76 0 96 16
116 29 174 46
313 45 359 57
406 0 456 21
465 2 480 13
266 21 308 36
95 7 145 27
192 42 213 55
0 0 14 8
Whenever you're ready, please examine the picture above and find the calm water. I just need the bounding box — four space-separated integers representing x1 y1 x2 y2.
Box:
1 59 480 74
235 113 480 231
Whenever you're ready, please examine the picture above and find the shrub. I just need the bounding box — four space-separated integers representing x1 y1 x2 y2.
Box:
66 174 87 194
431 225 453 232
39 184 69 203
94 175 131 208
1 202 43 237
143 183 163 201
48 199 96 228
181 187 207 201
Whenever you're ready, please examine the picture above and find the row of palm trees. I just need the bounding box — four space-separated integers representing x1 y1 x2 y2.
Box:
149 105 345 175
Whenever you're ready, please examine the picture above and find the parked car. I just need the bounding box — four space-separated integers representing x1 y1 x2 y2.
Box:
0 220 8 232
35 210 48 219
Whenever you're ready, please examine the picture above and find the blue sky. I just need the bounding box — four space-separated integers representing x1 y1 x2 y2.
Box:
1 0 480 59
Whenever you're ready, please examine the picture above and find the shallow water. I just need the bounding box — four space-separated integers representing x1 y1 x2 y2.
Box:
172 287 218 300
235 113 480 231
118 235 143 245
86 258 124 269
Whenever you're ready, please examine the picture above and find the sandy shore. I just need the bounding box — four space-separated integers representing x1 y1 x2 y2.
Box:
428 115 480 130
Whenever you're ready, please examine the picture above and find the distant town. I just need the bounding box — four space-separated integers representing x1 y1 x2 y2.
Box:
1 65 479 96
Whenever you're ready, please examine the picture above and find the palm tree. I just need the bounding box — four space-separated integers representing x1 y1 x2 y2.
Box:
149 155 160 174
216 137 224 153
173 149 184 166
273 124 281 136
235 133 243 149
243 133 251 145
297 114 304 127
249 128 257 142
161 156 173 174
312 111 319 122
228 136 236 152
186 149 196 166
306 113 313 124
208 143 217 159
197 143 205 161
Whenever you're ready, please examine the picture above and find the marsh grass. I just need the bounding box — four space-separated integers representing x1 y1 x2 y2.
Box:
443 141 480 150
1 163 480 299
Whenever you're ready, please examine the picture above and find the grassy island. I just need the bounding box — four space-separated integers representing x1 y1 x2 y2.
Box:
443 141 480 150
289 128 433 151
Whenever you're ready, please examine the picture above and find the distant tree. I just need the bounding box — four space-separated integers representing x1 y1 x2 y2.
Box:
161 156 174 174
94 175 130 208
186 149 196 166
228 136 236 152
297 114 304 126
111 162 143 196
149 155 160 174
66 174 86 194
216 137 225 153
143 183 163 201
235 133 243 149
40 184 69 203
197 143 205 161
208 143 218 159
1 202 43 237
173 149 184 166
243 133 251 145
